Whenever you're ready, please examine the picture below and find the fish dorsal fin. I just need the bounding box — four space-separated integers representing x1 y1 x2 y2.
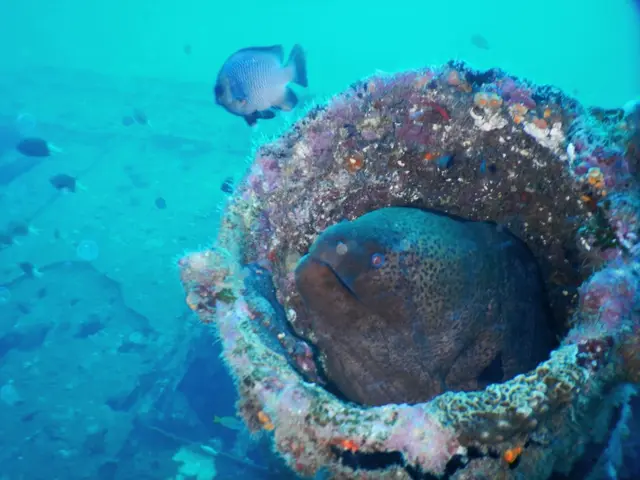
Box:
236 45 284 62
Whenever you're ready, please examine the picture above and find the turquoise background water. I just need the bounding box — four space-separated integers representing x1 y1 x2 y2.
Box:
0 1 638 479
3 0 640 107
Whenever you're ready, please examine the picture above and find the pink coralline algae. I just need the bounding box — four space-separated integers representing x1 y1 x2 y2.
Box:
179 61 640 479
384 406 460 471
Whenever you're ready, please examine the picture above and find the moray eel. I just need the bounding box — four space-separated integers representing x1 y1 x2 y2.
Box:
294 206 554 406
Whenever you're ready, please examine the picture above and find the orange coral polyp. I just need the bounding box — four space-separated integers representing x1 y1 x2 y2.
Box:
503 446 523 464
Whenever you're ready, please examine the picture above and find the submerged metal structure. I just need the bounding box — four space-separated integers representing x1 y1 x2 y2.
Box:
179 62 640 479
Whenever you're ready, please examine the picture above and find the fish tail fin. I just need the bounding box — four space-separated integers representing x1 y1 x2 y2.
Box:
213 416 220 423
286 44 308 88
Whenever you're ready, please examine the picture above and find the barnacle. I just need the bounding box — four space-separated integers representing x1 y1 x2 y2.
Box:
474 92 503 110
344 152 365 172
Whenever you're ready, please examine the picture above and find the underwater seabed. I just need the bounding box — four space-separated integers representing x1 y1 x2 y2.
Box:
0 67 303 479
180 61 640 480
0 260 301 479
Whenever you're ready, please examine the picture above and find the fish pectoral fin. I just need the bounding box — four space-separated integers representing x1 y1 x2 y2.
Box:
276 88 298 112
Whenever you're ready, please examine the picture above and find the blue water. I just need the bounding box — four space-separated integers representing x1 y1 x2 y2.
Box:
0 1 638 479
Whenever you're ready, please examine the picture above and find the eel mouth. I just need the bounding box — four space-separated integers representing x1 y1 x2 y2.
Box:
296 255 361 302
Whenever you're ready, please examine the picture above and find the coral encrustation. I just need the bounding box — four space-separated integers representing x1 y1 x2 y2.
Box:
180 62 640 479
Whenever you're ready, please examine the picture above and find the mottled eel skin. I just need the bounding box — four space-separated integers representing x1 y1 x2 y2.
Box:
295 207 554 406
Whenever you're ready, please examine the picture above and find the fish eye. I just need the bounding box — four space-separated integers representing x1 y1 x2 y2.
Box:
214 84 224 97
371 253 385 268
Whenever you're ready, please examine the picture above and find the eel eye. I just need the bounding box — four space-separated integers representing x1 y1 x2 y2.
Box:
371 253 385 268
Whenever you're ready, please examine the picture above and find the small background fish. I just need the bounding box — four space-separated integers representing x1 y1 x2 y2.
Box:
214 44 308 126
16 138 53 157
470 33 490 50
213 415 244 431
